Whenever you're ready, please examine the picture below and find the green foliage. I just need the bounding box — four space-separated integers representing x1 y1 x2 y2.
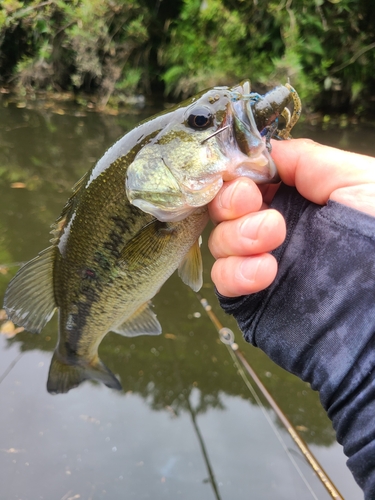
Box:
161 0 280 96
0 0 374 114
0 0 151 106
160 0 375 114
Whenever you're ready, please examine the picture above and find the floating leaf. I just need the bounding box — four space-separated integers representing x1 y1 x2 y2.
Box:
296 425 309 432
164 333 176 340
0 320 24 338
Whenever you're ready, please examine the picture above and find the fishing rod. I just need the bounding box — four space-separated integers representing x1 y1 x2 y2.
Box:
196 293 344 500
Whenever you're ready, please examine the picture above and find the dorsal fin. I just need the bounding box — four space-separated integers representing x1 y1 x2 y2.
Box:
50 170 90 245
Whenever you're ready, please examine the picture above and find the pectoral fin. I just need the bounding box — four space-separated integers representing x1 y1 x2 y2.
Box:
112 302 162 337
119 219 174 269
47 351 122 394
178 237 203 292
3 246 57 333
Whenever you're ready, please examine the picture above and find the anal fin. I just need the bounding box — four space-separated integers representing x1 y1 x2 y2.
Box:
111 302 162 337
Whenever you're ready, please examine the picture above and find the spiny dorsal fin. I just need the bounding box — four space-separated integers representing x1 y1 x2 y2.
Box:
178 237 203 292
47 351 122 394
50 170 90 245
3 246 57 333
111 302 162 337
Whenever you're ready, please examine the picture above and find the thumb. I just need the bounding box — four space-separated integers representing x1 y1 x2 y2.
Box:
271 139 375 215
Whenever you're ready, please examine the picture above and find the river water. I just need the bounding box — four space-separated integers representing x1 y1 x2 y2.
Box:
0 98 368 499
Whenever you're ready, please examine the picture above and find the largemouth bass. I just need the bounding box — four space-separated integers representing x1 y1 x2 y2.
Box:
3 81 300 394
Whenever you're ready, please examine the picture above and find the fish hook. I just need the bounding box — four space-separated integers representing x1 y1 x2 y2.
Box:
200 125 230 144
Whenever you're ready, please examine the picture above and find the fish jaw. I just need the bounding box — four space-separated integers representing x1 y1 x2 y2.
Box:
127 156 224 222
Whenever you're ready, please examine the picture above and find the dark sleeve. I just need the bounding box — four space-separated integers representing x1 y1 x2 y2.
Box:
218 184 375 497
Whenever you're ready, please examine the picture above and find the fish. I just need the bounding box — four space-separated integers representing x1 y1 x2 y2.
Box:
3 81 286 394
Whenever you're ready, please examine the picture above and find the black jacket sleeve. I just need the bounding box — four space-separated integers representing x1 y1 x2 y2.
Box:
217 184 375 497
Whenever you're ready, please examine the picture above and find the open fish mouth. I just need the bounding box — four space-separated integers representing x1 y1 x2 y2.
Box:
219 81 279 183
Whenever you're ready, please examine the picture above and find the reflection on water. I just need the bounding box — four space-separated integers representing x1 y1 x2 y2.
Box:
0 100 368 499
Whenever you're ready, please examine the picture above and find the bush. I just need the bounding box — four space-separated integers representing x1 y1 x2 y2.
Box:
0 0 151 107
160 0 375 115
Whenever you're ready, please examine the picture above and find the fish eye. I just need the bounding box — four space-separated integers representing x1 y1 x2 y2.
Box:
187 107 213 130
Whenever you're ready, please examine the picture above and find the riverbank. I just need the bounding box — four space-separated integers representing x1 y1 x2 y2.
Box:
1 85 372 133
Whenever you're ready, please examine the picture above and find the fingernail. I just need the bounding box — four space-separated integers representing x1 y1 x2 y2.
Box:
240 212 267 240
219 183 237 210
236 257 263 283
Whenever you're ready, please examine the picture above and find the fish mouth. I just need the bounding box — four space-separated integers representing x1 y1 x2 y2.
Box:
216 81 279 184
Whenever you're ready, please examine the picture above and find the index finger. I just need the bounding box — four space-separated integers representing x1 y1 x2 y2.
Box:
208 177 263 225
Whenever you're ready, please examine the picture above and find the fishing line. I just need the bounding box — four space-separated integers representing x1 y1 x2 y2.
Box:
197 294 344 500
0 352 24 385
0 262 25 271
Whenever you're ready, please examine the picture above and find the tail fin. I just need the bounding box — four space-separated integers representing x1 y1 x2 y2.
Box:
47 351 122 394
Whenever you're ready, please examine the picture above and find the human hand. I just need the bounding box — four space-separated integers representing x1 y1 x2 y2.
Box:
208 139 375 297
